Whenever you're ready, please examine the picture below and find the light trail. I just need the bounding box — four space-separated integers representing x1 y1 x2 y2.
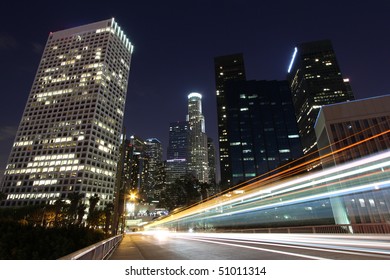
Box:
174 234 390 259
145 149 390 231
175 235 329 260
210 179 390 219
138 231 390 259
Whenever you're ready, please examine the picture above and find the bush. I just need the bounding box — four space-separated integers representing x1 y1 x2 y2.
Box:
0 221 105 259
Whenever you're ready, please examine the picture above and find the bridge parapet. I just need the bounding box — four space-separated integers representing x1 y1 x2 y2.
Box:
58 234 123 260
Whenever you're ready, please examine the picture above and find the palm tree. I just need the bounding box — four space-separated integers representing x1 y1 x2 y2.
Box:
76 204 87 225
53 198 66 227
104 202 114 234
87 210 102 229
88 194 99 214
88 194 100 213
67 192 84 225
86 194 100 228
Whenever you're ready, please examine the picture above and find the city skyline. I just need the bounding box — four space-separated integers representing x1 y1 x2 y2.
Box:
1 0 389 180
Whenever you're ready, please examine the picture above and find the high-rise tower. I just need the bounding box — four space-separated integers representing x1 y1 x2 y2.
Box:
187 93 209 183
144 138 163 199
224 80 303 185
287 40 354 157
166 121 190 184
214 54 246 187
0 19 133 208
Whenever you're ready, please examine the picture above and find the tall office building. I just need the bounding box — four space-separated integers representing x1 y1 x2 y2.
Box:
144 138 163 199
125 135 147 195
214 54 246 187
224 80 303 185
207 137 217 186
187 93 209 183
0 19 133 208
166 121 190 184
287 40 354 157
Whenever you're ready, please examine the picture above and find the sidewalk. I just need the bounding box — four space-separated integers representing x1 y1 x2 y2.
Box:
108 234 144 260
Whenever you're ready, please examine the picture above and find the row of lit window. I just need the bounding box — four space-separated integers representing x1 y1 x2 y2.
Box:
6 162 115 177
27 159 79 168
7 192 61 200
5 165 84 175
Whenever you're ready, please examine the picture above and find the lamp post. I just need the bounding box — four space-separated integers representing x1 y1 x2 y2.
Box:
122 191 137 233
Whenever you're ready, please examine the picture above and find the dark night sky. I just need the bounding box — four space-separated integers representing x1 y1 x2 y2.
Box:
0 0 389 179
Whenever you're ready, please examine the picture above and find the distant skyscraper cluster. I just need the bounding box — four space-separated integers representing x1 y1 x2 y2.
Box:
166 93 213 185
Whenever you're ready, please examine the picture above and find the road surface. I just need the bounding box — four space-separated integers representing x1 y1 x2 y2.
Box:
108 232 390 260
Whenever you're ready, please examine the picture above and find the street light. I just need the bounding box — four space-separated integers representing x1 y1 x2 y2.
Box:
122 191 138 233
129 192 137 201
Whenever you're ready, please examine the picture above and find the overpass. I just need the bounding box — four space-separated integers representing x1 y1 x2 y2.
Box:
144 150 390 233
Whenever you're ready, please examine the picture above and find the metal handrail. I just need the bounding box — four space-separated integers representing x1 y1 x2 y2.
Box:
218 223 390 234
58 234 123 260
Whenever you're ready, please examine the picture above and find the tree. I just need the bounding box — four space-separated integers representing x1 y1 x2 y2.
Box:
87 210 103 229
87 194 100 228
181 174 201 205
67 192 84 225
88 194 100 214
104 202 114 234
76 204 87 225
53 198 67 227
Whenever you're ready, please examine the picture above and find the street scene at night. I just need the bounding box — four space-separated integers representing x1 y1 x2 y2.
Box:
0 0 389 279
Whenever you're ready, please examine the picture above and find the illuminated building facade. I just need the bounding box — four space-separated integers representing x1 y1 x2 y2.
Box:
224 80 303 185
315 95 390 226
207 137 217 186
144 138 164 199
166 121 190 184
187 93 209 183
214 54 246 187
124 136 147 196
287 40 354 157
0 19 133 208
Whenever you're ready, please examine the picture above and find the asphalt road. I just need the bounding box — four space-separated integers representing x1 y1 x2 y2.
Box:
108 232 390 260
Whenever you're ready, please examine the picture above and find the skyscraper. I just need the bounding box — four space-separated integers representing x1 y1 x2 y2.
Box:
207 137 217 186
214 54 246 187
224 80 303 185
0 19 133 208
187 93 209 183
126 135 147 195
287 40 354 157
144 138 163 199
166 121 189 184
